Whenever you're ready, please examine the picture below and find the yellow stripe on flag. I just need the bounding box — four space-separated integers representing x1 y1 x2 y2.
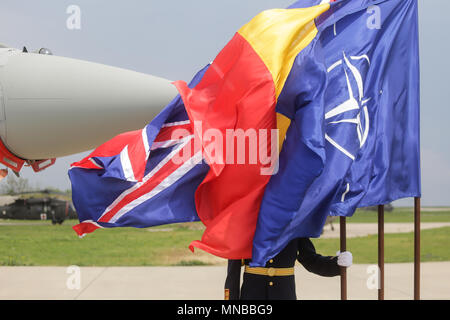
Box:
238 4 329 100
276 113 291 152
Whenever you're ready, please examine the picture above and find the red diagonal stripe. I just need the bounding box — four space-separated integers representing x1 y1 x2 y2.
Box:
154 123 193 143
71 130 142 169
98 138 198 223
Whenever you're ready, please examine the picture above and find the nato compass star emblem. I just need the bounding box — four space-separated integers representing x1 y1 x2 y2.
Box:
325 52 371 161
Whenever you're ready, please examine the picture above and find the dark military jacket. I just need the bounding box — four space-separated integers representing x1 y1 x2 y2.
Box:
225 238 340 300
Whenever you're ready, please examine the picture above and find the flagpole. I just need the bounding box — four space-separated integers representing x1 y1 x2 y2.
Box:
378 205 385 300
340 216 347 300
414 197 421 300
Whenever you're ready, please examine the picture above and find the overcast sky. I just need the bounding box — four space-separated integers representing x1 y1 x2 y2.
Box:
0 0 448 207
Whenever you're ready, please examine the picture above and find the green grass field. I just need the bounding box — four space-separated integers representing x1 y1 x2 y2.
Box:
348 207 450 223
0 208 449 266
0 221 206 266
312 227 450 264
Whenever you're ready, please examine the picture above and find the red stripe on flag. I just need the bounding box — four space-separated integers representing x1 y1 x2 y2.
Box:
175 32 277 259
71 130 143 169
72 221 101 237
98 138 198 223
154 123 193 143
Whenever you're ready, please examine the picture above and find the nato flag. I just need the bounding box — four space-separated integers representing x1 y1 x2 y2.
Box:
251 0 420 266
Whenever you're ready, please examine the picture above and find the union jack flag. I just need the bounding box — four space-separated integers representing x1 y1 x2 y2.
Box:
69 66 210 237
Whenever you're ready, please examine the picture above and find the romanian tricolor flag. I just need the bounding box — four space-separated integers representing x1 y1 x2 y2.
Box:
174 2 332 259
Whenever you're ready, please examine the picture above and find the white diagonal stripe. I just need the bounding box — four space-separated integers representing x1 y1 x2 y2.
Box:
142 125 150 159
98 135 194 222
109 150 203 223
161 120 191 128
120 145 136 182
151 139 186 150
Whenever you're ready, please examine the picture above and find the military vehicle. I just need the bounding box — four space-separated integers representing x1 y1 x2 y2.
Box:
0 189 76 224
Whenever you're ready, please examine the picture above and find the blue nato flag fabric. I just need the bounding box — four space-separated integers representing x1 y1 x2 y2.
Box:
251 0 420 266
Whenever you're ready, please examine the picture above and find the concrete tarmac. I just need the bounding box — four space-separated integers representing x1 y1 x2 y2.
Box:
1 262 449 300
321 222 450 238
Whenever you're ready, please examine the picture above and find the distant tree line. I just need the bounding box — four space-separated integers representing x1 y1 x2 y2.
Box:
360 203 394 212
0 175 32 195
0 174 71 196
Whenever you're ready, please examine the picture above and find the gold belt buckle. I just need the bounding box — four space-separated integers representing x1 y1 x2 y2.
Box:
244 266 294 276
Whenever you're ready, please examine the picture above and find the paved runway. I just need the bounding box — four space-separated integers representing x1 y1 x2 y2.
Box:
1 262 448 300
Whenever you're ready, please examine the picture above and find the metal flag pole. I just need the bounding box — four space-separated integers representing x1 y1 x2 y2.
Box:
340 216 347 300
414 197 421 300
378 205 385 300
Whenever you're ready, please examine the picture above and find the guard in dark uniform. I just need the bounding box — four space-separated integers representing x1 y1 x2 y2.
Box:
224 238 352 300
